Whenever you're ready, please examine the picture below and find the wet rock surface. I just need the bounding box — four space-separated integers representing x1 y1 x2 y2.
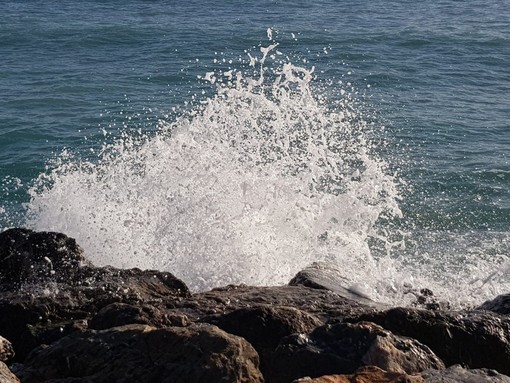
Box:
0 228 85 289
288 262 383 308
1 229 510 382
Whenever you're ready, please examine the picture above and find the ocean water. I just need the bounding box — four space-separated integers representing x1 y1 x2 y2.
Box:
1 0 509 307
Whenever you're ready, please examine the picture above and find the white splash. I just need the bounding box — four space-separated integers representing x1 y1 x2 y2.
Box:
26 42 403 294
24 39 510 308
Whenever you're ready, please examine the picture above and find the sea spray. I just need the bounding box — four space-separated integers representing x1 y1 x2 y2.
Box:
26 42 402 294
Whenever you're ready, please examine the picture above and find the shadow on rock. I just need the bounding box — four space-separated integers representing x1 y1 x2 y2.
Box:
0 229 190 362
15 323 263 383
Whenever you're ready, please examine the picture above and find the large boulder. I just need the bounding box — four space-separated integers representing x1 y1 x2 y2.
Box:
271 321 444 383
353 307 510 375
16 323 264 383
0 265 190 363
0 228 85 289
0 229 190 362
206 305 322 382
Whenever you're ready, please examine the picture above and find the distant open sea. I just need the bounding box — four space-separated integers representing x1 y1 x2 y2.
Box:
1 0 509 307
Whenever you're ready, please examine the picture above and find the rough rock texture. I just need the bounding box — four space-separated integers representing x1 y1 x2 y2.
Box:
2 229 510 383
293 365 510 383
0 362 19 383
271 321 444 382
206 305 323 381
0 229 190 362
0 337 14 363
206 305 323 352
352 307 510 375
177 284 377 322
89 302 190 330
422 364 510 382
0 266 190 362
0 228 85 289
293 366 423 382
16 323 264 383
478 293 510 315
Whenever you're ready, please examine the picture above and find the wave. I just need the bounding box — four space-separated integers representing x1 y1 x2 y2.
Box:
25 37 510 307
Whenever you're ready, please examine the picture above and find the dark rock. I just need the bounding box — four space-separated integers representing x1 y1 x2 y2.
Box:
422 364 510 382
206 305 322 352
0 228 85 290
17 323 264 383
478 293 510 315
0 336 14 363
0 265 190 362
272 321 444 382
206 305 322 382
175 284 377 323
0 362 20 383
292 366 424 382
352 307 510 375
89 302 190 330
71 265 190 303
407 288 451 311
0 229 189 363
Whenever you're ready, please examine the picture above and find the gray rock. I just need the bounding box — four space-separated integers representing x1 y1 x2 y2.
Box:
289 262 384 308
292 365 424 382
291 365 510 383
422 364 510 382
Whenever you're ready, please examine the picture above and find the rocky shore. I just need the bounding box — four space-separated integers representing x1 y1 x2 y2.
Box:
1 228 510 382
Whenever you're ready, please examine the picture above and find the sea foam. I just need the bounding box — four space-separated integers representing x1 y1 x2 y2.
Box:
26 43 401 293
25 40 510 307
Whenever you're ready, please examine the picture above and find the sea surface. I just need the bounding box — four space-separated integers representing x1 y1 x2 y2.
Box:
1 0 509 307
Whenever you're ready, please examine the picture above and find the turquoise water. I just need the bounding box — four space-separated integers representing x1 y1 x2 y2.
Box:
1 0 509 305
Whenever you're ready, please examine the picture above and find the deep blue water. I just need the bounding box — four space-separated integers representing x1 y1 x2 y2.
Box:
1 0 510 303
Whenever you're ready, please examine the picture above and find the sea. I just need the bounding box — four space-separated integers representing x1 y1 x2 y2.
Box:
1 0 509 308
